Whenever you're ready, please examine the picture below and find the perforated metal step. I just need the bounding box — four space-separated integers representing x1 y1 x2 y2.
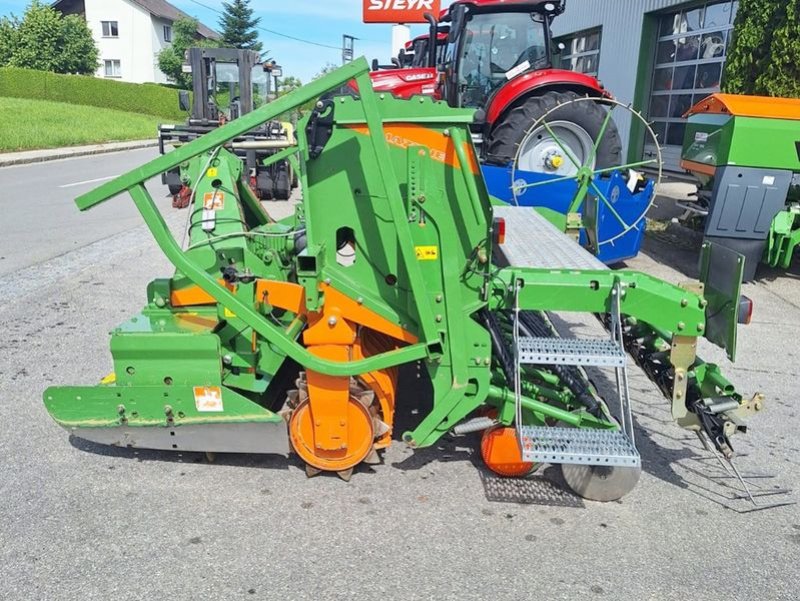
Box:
493 206 607 271
518 336 626 367
519 426 641 467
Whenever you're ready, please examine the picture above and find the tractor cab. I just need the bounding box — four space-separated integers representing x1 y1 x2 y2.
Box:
440 0 565 109
406 32 449 68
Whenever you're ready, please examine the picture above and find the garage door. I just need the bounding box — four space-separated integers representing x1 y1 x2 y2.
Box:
644 1 738 172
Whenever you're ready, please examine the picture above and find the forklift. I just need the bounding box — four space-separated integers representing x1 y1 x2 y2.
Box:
159 47 296 204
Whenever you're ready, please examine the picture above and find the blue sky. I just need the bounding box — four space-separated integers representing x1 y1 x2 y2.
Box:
0 0 453 82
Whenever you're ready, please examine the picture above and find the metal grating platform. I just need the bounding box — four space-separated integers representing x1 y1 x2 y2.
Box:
518 336 626 367
493 206 608 271
519 426 641 467
480 471 584 507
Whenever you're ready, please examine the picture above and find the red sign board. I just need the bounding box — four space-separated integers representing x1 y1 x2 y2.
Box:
363 0 442 24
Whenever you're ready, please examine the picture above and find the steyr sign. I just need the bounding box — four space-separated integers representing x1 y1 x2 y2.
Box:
362 0 442 24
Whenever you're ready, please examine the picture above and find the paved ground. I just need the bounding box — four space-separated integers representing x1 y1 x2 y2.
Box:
0 148 167 277
0 140 157 168
0 154 798 600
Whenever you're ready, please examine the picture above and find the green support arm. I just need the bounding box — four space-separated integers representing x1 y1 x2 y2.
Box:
74 59 370 211
493 267 707 337
128 183 429 376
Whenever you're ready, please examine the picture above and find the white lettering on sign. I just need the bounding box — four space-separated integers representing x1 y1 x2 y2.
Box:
363 0 439 23
367 0 435 9
402 72 435 82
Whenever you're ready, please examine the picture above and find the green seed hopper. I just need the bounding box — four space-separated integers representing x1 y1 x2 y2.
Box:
681 94 800 280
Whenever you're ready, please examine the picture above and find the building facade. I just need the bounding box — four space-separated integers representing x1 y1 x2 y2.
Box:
552 0 739 171
54 0 217 84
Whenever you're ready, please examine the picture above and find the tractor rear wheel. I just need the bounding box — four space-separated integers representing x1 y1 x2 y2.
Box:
486 91 622 175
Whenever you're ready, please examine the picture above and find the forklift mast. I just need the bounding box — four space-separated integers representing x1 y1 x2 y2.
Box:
159 48 296 202
187 47 263 122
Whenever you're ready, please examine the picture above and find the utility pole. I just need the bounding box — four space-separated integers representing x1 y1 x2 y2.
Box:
342 35 356 65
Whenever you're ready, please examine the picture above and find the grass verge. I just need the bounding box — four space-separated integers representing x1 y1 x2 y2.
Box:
0 97 162 152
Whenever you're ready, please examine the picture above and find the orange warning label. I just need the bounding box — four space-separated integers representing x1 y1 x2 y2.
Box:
193 386 224 412
202 192 225 210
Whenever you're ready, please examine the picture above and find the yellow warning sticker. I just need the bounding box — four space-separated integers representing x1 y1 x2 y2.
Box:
193 386 223 412
202 191 224 210
206 167 218 178
415 246 439 261
223 307 237 319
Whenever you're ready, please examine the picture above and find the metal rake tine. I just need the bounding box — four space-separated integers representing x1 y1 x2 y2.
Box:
703 436 774 494
726 457 769 507
714 460 770 492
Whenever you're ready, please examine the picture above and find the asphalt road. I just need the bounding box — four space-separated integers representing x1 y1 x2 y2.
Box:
0 154 798 600
0 148 174 278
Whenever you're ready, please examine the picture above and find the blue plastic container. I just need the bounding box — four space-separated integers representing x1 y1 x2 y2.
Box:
481 164 653 265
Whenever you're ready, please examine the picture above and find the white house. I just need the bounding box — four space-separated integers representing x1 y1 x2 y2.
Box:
53 0 218 84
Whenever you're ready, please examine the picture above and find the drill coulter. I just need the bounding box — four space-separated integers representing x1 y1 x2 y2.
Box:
44 59 764 501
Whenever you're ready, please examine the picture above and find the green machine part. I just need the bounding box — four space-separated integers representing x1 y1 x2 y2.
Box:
43 60 760 489
682 94 800 272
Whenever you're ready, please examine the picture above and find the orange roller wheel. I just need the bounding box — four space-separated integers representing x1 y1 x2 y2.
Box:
289 397 375 472
480 425 536 478
354 330 398 449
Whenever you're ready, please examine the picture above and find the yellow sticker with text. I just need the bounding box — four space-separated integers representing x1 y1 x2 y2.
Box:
415 246 439 261
206 167 218 178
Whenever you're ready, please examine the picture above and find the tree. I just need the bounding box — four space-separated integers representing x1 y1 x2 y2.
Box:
723 0 800 97
0 17 16 66
219 0 263 53
0 0 98 75
754 0 800 97
313 63 340 80
157 17 211 88
277 76 302 95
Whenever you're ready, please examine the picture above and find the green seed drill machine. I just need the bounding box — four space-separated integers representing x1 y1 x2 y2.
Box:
44 60 767 502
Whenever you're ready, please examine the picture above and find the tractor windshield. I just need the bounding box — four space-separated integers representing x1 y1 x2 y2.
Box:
411 39 429 67
411 37 446 67
458 11 548 108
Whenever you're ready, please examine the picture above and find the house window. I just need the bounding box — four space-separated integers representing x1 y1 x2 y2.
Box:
104 60 121 78
163 25 172 42
555 28 602 77
101 21 119 38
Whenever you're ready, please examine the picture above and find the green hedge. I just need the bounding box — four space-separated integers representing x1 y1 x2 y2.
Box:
0 67 188 120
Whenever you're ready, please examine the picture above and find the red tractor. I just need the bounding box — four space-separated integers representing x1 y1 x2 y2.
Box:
371 0 623 175
368 12 442 101
401 31 449 67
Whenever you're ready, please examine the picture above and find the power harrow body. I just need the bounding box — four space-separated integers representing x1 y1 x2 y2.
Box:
44 59 763 499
